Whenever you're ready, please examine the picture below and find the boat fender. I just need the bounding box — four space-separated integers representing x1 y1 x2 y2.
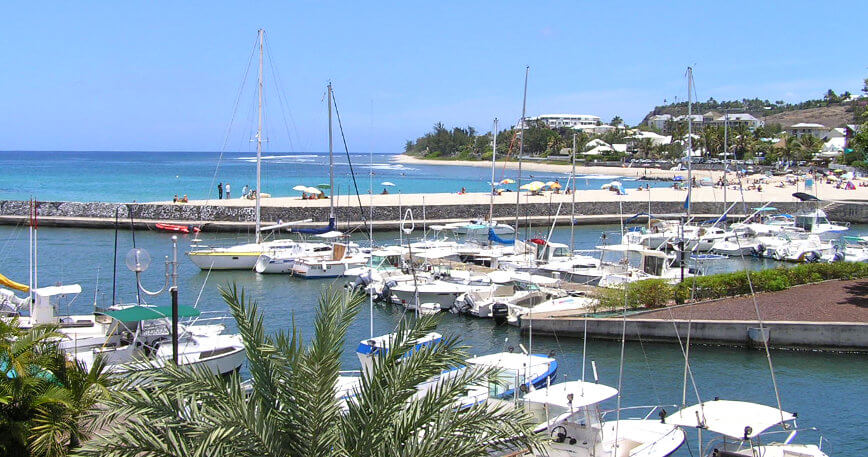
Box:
833 252 846 262
756 243 765 253
658 408 667 424
507 346 514 353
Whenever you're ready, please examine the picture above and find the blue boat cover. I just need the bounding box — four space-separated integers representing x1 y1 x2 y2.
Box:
488 228 515 245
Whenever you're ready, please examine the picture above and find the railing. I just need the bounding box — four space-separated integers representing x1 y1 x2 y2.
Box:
600 404 679 421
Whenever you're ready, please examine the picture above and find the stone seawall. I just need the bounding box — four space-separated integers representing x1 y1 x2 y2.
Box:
1 199 866 231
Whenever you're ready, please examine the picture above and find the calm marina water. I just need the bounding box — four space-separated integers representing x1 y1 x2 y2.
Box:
0 223 865 455
0 151 668 202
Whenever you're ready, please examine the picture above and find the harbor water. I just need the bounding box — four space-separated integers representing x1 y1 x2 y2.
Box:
0 223 865 456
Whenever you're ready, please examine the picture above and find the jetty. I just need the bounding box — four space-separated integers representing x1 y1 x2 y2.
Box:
1 184 867 231
521 279 868 352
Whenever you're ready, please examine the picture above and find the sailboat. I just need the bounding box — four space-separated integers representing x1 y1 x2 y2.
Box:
187 29 329 270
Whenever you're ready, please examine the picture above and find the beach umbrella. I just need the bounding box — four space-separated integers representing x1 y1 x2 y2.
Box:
520 181 544 191
381 181 396 187
833 169 845 173
546 181 562 189
292 185 309 192
316 183 331 190
306 187 323 194
672 176 684 181
500 178 515 185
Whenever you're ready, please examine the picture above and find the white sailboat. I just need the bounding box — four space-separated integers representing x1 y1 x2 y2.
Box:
187 30 311 270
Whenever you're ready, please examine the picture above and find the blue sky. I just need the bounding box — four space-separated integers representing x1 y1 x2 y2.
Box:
1 1 865 153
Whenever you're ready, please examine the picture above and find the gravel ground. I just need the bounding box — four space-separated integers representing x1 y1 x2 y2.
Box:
633 279 868 323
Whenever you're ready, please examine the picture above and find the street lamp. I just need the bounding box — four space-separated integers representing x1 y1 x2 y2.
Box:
125 236 180 364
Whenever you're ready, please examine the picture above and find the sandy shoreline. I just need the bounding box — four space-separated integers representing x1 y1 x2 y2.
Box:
392 154 726 180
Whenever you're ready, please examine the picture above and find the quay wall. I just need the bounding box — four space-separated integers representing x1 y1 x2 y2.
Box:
1 199 866 231
522 317 868 352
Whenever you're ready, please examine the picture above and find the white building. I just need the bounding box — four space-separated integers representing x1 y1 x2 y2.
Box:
789 123 828 138
711 113 763 130
647 114 672 131
519 114 601 132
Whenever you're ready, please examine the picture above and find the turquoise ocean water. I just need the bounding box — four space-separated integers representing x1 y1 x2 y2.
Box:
0 151 667 202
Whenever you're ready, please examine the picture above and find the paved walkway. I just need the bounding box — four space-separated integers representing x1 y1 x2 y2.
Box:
633 279 868 323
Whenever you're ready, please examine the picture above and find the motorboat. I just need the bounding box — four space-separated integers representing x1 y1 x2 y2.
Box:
453 277 559 321
68 304 245 377
517 381 685 457
253 241 332 273
506 294 595 326
291 241 370 278
755 233 834 263
792 208 848 241
667 399 829 456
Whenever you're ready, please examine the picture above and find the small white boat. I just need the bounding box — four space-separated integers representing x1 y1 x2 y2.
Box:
520 381 686 457
68 304 245 377
507 294 595 326
253 241 332 273
291 242 370 278
667 399 830 456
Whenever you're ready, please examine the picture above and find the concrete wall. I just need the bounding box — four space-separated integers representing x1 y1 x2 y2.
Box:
3 199 864 227
522 317 868 352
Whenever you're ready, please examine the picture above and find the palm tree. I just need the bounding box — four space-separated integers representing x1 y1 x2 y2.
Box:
80 286 541 457
0 317 111 457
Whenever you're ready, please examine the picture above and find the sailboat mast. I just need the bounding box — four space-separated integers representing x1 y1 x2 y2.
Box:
255 29 264 244
570 133 576 254
686 66 693 218
489 117 498 222
328 83 335 219
515 66 529 248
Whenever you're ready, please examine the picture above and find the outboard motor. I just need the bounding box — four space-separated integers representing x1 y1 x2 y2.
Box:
491 302 508 325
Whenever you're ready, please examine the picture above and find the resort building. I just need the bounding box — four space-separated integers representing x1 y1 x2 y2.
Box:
518 114 601 132
789 123 828 138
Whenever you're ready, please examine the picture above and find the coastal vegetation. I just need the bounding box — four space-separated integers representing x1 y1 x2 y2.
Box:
79 285 541 457
594 262 868 311
0 318 111 457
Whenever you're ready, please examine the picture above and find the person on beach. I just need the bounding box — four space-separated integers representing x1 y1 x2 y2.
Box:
242 184 249 198
217 182 223 199
381 188 389 194
302 192 307 200
181 194 188 203
173 194 178 203
225 183 231 199
460 187 466 194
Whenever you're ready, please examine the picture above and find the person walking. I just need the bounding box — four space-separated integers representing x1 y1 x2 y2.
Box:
225 183 231 199
217 182 223 199
242 184 249 198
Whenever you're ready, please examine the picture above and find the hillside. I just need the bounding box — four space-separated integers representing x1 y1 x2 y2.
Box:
758 104 855 128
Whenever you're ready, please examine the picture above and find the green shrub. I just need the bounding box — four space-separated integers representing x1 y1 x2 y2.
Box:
671 262 868 304
628 279 672 309
425 150 442 159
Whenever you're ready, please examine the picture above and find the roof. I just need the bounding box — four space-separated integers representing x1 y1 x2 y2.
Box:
790 122 826 129
666 400 795 439
523 381 618 408
97 305 201 322
532 114 600 120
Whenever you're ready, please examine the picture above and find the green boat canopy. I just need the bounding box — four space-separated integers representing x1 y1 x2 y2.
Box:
98 305 200 322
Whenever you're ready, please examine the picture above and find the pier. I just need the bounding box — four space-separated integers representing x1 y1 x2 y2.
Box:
2 187 867 231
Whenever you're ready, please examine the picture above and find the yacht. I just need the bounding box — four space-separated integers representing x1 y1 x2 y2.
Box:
253 241 332 273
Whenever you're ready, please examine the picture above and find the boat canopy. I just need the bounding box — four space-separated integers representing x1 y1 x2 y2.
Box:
523 380 617 409
290 217 336 235
33 284 82 297
98 305 201 322
666 400 795 439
